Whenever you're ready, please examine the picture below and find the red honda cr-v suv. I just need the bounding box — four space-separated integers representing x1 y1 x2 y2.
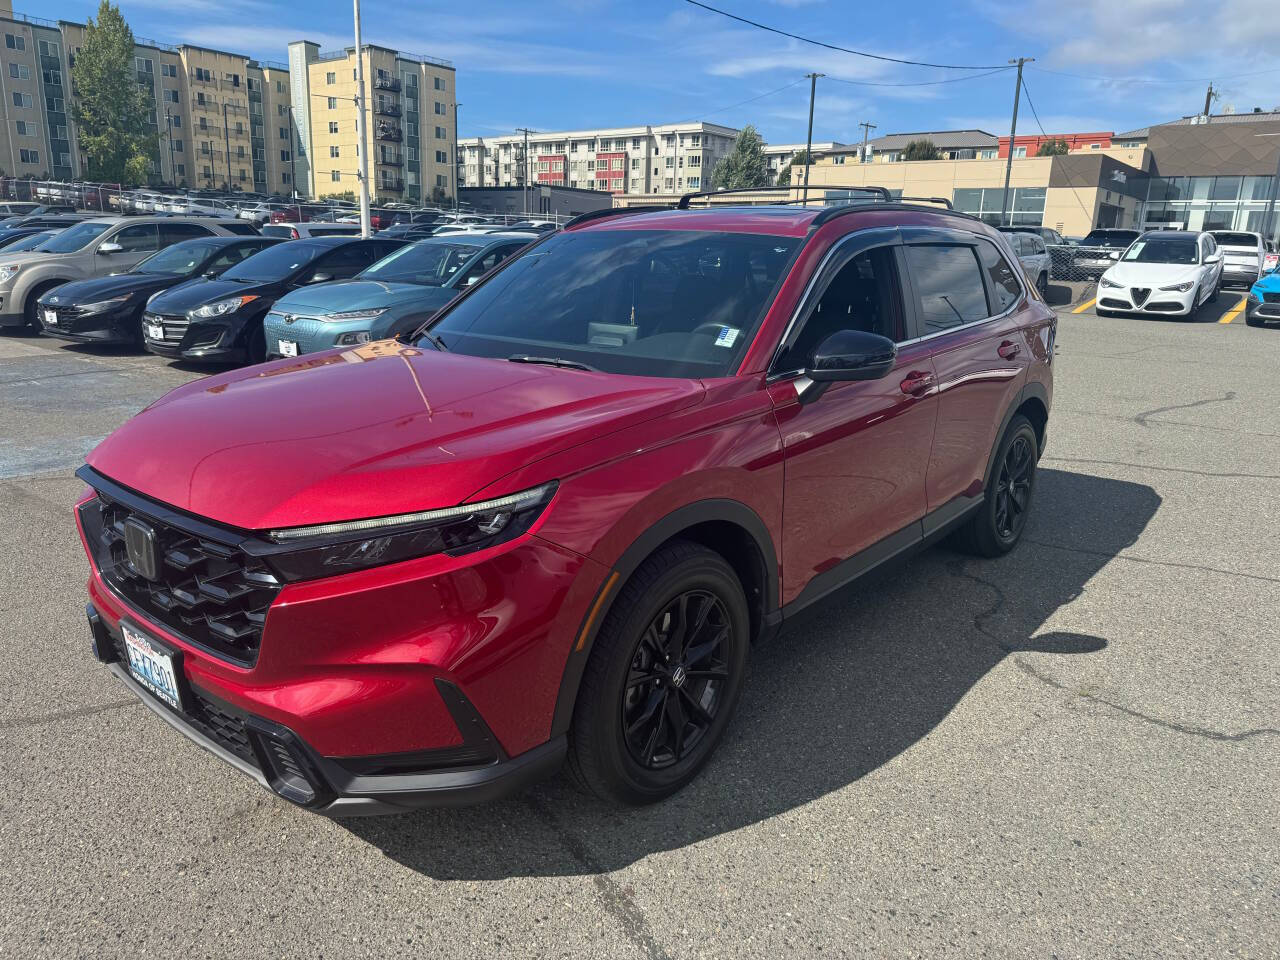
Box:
76 200 1054 814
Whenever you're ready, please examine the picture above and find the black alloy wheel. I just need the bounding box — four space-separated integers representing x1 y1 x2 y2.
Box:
952 414 1039 557
621 590 730 770
993 433 1034 541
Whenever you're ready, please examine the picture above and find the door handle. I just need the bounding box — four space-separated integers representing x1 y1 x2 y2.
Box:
998 340 1021 359
900 370 935 396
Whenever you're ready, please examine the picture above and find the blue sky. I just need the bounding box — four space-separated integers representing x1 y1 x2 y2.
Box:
47 0 1280 143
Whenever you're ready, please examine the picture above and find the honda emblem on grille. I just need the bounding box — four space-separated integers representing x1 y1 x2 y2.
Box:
123 517 160 580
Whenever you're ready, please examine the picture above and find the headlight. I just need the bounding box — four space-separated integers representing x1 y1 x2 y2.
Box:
257 482 557 580
324 308 388 321
1100 276 1122 288
190 295 259 319
1158 281 1194 293
337 331 372 345
78 294 134 314
0 264 20 284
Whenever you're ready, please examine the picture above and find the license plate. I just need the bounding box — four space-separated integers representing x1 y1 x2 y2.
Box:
122 622 184 711
43 308 57 326
145 322 164 340
277 339 298 357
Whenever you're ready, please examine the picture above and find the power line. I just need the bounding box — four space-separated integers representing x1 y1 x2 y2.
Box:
683 0 1008 71
1030 64 1280 86
1017 75 1097 226
673 76 809 124
825 66 1013 88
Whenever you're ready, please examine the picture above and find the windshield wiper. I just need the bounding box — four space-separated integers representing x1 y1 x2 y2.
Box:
417 330 448 351
507 354 599 372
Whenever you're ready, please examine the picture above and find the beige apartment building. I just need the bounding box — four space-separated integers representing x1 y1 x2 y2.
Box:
288 41 456 206
459 122 739 196
0 6 294 195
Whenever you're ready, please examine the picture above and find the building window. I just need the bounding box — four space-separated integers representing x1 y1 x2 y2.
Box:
164 89 179 103
162 63 177 77
952 186 1046 226
171 115 181 129
174 140 183 152
6 34 26 50
14 121 29 136
281 150 292 161
9 64 30 80
19 148 39 164
435 125 446 139
327 97 337 109
326 71 336 84
435 150 447 163
330 145 340 157
687 176 700 189
39 39 58 57
53 124 67 139
237 145 245 158
135 57 153 74
433 76 444 90
1013 146 1027 158
11 93 32 109
176 163 185 176
434 101 445 115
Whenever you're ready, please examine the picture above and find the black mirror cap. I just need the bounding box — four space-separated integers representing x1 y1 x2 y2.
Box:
806 329 897 382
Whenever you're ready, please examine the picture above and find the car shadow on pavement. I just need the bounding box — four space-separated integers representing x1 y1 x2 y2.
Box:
344 468 1161 880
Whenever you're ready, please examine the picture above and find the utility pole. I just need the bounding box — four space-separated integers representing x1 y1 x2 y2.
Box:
286 105 298 199
801 72 823 204
222 101 232 192
858 121 876 164
515 127 533 214
352 0 372 236
1203 83 1216 117
1000 57 1033 227
453 102 462 213
163 107 177 187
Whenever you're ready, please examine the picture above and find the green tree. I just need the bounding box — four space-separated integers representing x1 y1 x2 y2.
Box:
70 2 158 185
1036 138 1070 157
711 124 770 190
902 139 940 161
775 148 812 187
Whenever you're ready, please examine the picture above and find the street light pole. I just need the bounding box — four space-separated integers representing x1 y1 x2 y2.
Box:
453 101 462 213
222 101 233 192
352 0 372 237
287 105 298 199
801 72 823 204
163 107 177 187
858 120 876 164
1000 57 1033 227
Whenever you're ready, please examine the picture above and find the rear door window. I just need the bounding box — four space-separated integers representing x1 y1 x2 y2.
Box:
904 245 991 333
977 240 1023 313
315 242 383 279
112 223 160 253
159 222 214 245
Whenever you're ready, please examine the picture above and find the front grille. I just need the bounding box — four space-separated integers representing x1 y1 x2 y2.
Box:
1144 302 1182 312
1130 287 1151 306
143 311 189 343
1099 298 1130 309
79 489 281 665
108 629 257 765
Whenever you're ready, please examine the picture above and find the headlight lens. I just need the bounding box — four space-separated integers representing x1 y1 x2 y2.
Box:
325 307 387 321
1158 281 1194 293
337 331 372 345
258 482 557 580
190 295 259 318
0 264 20 283
78 294 134 314
1100 276 1122 288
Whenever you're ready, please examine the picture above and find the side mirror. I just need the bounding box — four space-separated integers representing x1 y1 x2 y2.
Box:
203 268 220 279
806 329 897 383
98 241 123 254
307 271 333 284
1204 252 1221 264
464 274 480 286
1108 251 1121 260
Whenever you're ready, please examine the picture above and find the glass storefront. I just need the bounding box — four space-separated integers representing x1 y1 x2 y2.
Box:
952 187 1045 226
1142 175 1278 240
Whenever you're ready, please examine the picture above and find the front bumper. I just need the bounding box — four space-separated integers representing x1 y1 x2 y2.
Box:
38 304 140 344
1246 297 1280 323
142 310 250 363
1221 265 1260 287
263 311 355 357
1096 284 1196 316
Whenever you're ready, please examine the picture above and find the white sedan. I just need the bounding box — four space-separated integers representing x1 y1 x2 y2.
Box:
1095 231 1223 318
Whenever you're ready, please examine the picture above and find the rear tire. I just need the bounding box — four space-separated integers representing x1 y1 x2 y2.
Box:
567 541 750 805
952 415 1039 558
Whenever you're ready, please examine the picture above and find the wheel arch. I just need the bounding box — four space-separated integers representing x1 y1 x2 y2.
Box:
549 498 779 738
983 381 1049 491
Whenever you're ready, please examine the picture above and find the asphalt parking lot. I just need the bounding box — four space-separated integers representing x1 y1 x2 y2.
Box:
1 310 1277 959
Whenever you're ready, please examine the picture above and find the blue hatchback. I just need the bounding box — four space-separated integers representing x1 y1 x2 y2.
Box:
1246 270 1280 327
263 232 537 358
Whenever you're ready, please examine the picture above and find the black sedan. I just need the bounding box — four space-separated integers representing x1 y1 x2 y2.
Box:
36 236 284 347
0 227 55 252
141 235 407 364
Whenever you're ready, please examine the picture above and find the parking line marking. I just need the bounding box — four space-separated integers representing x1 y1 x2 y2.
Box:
1219 297 1247 324
1072 298 1096 314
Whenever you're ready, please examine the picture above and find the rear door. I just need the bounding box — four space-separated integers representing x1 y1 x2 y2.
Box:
901 228 1031 523
770 227 939 607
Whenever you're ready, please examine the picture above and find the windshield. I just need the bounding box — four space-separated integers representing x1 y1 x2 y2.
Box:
133 239 224 275
33 221 113 253
420 229 800 379
221 242 327 281
1082 230 1139 247
1211 232 1257 248
4 230 56 251
360 241 482 285
1122 238 1199 264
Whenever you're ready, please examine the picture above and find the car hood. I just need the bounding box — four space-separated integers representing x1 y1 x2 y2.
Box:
146 276 281 314
1251 272 1280 293
272 279 438 313
0 251 73 267
1102 263 1201 287
86 344 706 531
41 272 179 304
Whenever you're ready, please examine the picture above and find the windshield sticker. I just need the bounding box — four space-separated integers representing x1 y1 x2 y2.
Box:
1124 242 1144 259
715 326 740 348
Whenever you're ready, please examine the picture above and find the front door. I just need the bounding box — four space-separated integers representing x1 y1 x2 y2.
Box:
770 229 938 608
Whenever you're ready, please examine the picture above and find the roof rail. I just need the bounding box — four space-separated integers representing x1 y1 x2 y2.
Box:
897 196 953 209
563 204 673 229
676 186 793 209
810 201 982 228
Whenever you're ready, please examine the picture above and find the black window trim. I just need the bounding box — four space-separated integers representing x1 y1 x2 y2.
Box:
896 226 1026 348
767 225 909 380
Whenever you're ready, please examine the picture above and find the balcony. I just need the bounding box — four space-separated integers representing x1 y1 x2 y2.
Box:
377 152 403 167
375 121 403 142
374 102 402 118
373 76 401 92
378 177 405 192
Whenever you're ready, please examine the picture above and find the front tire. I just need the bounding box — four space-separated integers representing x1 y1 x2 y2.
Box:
952 415 1039 558
567 541 750 805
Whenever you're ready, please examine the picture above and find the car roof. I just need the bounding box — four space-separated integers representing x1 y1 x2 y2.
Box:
1137 230 1198 239
574 205 822 237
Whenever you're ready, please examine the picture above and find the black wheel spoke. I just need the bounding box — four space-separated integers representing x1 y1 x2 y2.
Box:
626 688 664 738
684 666 729 682
664 692 687 759
677 685 714 724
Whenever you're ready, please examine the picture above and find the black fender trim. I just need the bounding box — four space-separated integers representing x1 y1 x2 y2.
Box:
549 498 779 738
983 380 1048 491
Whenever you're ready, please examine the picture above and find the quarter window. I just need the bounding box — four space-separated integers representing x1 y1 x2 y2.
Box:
905 245 990 333
977 240 1022 313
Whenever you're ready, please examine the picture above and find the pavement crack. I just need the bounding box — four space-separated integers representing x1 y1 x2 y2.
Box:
525 795 672 960
0 698 138 731
1023 537 1280 585
945 559 1278 744
1134 390 1235 428
1042 456 1280 481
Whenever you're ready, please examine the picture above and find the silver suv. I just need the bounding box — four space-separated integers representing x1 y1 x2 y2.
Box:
0 217 245 329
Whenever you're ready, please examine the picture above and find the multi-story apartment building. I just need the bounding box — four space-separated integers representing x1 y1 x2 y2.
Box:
288 41 456 206
459 122 739 196
0 7 294 195
762 141 843 186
